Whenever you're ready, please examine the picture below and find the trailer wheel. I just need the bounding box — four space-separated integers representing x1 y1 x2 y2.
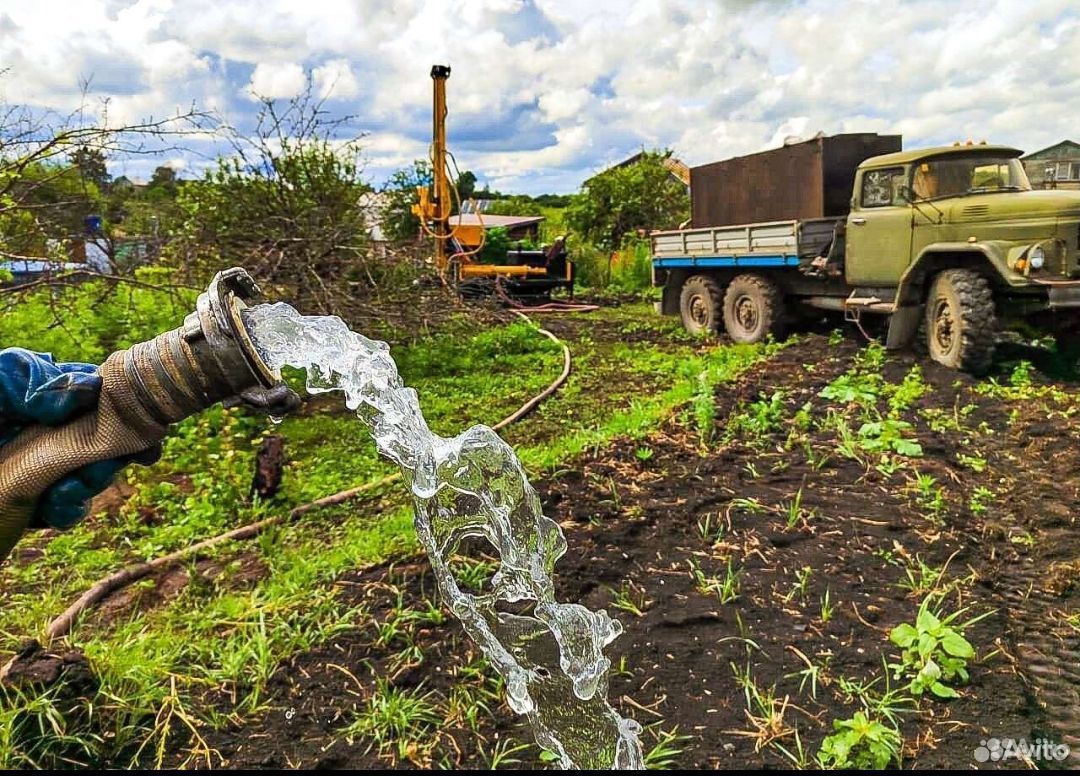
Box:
924 269 996 374
679 275 724 335
722 274 785 344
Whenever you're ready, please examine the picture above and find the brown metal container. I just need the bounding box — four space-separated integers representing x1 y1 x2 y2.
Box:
689 133 902 228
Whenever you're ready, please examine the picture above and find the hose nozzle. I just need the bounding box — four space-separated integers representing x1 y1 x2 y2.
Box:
124 267 295 423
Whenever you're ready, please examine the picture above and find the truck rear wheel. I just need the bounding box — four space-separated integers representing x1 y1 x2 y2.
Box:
924 269 996 374
722 274 785 344
679 275 724 335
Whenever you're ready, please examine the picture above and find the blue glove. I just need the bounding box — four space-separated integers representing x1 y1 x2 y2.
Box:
0 348 160 530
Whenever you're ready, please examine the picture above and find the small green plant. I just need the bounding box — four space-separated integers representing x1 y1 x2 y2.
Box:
957 452 987 472
608 580 651 617
643 726 690 769
909 472 946 522
857 419 923 457
478 738 532 769
729 496 767 515
1008 359 1033 387
785 565 813 604
634 446 654 462
1010 530 1036 549
716 559 743 604
782 488 812 529
889 599 977 699
820 588 835 623
895 555 944 597
784 648 829 700
1064 611 1080 635
820 372 880 406
817 711 902 770
969 486 994 516
885 365 929 415
727 390 787 441
835 669 916 727
692 371 716 445
697 512 728 545
689 558 742 604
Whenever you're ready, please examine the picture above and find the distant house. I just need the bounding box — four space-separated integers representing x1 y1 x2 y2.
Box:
0 257 89 286
1021 140 1080 189
586 152 690 187
450 213 543 249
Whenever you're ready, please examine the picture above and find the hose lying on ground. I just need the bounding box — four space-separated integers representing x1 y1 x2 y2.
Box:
42 315 573 643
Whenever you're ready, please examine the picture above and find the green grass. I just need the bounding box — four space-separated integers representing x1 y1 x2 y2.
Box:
0 301 777 766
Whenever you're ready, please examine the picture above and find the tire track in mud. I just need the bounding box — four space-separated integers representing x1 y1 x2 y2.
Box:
981 401 1080 766
1000 553 1080 763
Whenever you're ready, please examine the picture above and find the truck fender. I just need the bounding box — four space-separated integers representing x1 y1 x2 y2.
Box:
895 243 1009 305
886 244 1007 350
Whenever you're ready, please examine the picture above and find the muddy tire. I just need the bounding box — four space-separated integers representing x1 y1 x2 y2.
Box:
679 275 724 336
722 274 785 344
924 269 996 374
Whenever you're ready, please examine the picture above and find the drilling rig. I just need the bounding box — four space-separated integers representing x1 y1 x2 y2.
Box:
411 65 575 300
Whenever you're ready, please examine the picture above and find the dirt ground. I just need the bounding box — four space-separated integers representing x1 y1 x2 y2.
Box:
178 321 1078 770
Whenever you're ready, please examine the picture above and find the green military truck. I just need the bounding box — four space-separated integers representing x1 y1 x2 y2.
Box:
652 142 1080 372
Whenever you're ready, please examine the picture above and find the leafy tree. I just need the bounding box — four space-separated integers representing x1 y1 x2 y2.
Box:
149 165 178 192
455 169 477 202
69 146 110 190
484 196 537 217
0 162 102 257
167 90 371 312
381 160 432 242
565 149 688 251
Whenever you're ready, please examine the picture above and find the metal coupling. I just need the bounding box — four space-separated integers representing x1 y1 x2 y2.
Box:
121 268 295 424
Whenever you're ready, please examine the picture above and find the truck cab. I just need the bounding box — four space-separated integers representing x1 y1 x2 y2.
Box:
844 144 1080 370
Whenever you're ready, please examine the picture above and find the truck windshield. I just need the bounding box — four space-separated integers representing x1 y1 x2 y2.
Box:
911 156 1031 199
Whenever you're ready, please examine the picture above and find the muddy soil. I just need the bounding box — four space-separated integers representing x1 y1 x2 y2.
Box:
175 331 1077 770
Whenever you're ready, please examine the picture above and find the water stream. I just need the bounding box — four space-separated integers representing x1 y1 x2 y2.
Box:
243 303 643 770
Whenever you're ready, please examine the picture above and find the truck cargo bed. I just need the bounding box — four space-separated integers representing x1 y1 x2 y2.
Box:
651 218 840 269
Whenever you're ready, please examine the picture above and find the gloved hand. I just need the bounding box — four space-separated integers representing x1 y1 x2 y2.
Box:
0 348 160 534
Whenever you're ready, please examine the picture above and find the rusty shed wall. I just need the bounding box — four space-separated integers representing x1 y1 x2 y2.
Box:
820 134 903 215
689 133 902 228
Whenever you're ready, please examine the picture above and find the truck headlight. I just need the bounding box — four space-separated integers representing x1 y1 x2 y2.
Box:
1028 245 1046 270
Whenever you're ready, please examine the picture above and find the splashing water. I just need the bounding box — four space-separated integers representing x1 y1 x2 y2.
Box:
243 303 643 770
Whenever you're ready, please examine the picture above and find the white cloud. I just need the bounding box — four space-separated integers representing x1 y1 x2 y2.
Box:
0 0 1077 194
312 58 360 100
246 61 306 100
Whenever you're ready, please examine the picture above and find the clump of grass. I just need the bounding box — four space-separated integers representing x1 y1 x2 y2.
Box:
643 725 691 770
340 679 440 760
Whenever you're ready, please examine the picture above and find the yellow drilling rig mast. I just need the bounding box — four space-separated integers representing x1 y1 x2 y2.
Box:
412 64 575 299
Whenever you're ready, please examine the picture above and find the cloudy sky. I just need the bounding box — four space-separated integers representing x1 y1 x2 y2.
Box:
1 0 1076 194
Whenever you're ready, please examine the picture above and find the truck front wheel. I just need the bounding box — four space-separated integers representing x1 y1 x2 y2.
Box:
722 274 785 344
924 269 996 374
679 275 724 335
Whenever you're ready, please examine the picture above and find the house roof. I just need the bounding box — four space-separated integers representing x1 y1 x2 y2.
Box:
586 152 690 186
1021 140 1080 160
451 214 544 228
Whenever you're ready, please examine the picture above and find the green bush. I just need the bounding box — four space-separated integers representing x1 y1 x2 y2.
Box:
0 266 195 362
